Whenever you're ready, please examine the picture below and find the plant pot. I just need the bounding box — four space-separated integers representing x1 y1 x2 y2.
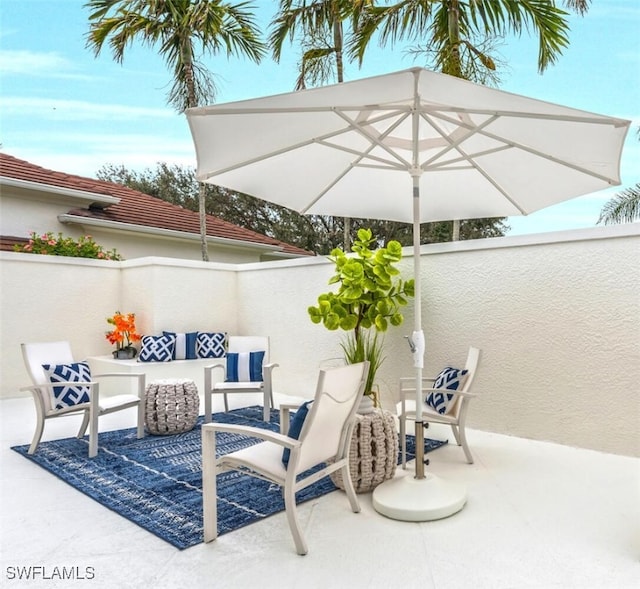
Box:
113 347 137 360
330 408 398 493
357 394 375 415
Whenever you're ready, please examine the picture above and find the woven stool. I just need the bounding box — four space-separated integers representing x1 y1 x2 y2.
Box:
330 408 398 493
145 379 199 435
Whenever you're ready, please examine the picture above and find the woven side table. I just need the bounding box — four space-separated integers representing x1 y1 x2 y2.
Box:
330 408 398 494
145 379 199 435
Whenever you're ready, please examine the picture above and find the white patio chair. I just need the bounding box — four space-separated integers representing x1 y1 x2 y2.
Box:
21 341 145 458
398 347 481 465
203 336 277 422
201 361 369 555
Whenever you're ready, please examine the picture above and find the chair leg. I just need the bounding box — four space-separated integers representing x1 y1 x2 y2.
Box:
283 483 308 555
28 416 45 455
202 426 218 543
451 424 462 446
77 410 90 438
457 425 474 464
88 405 99 459
136 401 145 439
223 392 229 413
341 464 361 514
262 388 270 422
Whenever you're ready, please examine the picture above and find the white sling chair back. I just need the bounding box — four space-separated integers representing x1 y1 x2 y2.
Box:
398 346 481 465
21 341 145 458
201 361 369 555
203 335 277 422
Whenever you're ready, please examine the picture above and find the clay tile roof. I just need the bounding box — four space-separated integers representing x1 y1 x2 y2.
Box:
0 153 313 258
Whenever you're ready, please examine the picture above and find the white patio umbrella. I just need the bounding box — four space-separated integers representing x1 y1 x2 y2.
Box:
186 67 629 521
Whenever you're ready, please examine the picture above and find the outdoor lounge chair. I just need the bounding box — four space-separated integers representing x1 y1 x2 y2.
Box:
21 341 145 458
201 361 369 555
203 335 277 422
398 346 481 465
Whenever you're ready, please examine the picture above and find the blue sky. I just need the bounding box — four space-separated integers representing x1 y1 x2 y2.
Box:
1 0 638 236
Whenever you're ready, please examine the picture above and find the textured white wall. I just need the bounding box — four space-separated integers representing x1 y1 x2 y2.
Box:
1 225 638 456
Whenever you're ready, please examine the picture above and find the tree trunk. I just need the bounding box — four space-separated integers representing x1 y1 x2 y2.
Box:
452 220 460 241
198 183 209 261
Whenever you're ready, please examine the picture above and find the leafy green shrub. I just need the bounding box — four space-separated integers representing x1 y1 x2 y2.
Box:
14 232 122 260
308 228 414 399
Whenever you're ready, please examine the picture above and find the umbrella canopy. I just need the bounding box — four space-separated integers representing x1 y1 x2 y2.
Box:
188 67 628 225
187 67 629 521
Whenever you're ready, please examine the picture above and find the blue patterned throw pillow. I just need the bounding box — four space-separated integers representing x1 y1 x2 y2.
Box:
282 401 312 467
196 332 226 359
226 351 265 382
425 367 469 415
42 361 91 410
138 334 175 363
163 331 198 360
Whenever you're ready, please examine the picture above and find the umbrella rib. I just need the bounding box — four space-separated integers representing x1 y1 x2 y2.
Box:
420 105 628 127
198 107 411 181
315 139 406 170
301 110 414 213
331 108 413 169
426 110 620 185
418 112 527 213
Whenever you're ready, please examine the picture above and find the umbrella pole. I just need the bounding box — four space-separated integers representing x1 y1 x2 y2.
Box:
371 174 467 521
412 175 426 481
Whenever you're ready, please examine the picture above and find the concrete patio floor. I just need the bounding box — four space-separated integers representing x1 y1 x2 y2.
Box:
1 394 638 589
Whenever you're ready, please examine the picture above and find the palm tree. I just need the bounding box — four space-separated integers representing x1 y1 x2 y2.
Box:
85 0 266 261
269 1 374 249
351 1 589 239
351 1 589 83
270 1 373 89
598 186 640 225
598 128 640 225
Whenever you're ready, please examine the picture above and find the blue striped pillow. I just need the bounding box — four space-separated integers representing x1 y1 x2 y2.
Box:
226 351 265 382
163 331 198 360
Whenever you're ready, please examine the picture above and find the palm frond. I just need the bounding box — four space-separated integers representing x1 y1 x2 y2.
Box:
597 185 640 225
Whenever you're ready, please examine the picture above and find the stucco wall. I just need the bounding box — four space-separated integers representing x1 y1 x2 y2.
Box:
1 225 638 457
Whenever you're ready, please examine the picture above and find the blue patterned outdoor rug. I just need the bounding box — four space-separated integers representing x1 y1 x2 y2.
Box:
11 406 445 550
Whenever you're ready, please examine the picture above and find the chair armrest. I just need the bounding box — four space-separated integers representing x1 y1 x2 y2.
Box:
204 362 225 374
279 402 304 436
20 381 98 392
93 372 146 399
203 362 225 393
419 387 478 399
399 376 437 385
93 372 142 379
202 422 298 449
263 362 278 387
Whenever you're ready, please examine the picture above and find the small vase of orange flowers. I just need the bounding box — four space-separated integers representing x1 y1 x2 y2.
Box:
106 311 141 359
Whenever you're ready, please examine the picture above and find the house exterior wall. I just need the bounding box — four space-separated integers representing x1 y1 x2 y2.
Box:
1 224 638 457
2 192 89 241
2 187 292 263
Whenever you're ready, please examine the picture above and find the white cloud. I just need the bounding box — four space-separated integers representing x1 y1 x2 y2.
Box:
0 49 93 80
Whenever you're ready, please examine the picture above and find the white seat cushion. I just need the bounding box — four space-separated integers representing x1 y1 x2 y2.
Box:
98 394 140 411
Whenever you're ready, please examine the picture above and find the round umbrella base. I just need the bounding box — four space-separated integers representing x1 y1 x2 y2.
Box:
372 469 466 521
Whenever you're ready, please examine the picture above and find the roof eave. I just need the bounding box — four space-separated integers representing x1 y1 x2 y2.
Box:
1 177 120 208
57 213 286 254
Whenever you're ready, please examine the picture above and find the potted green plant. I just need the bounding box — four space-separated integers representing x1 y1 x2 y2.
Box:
308 228 414 408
